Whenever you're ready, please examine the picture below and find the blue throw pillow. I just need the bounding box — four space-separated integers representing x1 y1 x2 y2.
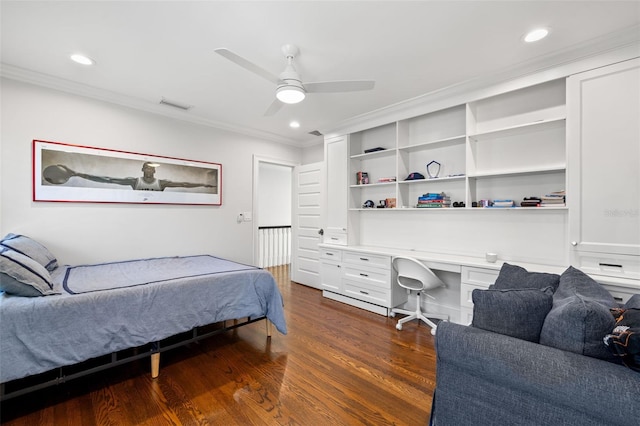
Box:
539 266 617 360
0 233 58 272
492 263 560 292
472 287 554 342
0 247 59 296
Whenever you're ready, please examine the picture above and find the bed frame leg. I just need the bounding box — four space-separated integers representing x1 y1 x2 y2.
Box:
151 353 160 379
266 319 272 337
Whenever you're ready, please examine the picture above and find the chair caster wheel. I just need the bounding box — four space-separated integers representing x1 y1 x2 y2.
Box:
396 323 402 331
431 328 437 336
389 311 396 318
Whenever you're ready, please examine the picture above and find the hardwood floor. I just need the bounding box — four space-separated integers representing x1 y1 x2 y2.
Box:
1 265 437 425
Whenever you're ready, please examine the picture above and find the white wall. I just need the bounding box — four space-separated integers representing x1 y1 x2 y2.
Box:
301 142 324 164
0 78 301 265
257 162 291 227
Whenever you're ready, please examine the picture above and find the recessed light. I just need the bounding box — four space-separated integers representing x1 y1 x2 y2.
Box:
70 54 95 65
289 121 300 129
524 28 549 43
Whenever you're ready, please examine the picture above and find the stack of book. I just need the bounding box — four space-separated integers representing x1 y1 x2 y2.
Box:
520 197 542 207
541 190 566 207
377 176 397 183
491 199 515 208
416 192 451 208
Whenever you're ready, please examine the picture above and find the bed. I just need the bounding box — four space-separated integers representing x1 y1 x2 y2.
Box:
0 234 287 400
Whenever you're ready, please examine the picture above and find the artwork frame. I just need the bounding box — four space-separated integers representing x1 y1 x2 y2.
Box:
33 140 222 205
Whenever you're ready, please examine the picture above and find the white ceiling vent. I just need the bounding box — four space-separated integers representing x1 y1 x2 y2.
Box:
308 130 323 136
159 97 193 111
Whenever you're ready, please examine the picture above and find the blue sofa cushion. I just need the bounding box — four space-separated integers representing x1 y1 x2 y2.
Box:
472 287 554 342
539 266 617 360
492 262 560 292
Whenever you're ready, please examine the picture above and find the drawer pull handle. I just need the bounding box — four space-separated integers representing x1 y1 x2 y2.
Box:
326 253 334 256
360 257 369 261
360 291 369 295
614 297 624 303
599 263 623 269
359 273 369 277
331 237 339 240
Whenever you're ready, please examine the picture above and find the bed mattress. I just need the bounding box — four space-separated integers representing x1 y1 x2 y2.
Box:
0 255 287 383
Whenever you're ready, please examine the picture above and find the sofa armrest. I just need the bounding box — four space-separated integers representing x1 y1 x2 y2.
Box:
432 321 640 426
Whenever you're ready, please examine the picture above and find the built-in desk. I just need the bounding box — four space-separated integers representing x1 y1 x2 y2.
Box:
319 244 640 324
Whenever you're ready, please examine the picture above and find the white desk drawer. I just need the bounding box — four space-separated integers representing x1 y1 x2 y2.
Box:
577 253 640 280
320 248 342 261
461 266 499 287
601 284 639 304
343 266 390 290
344 280 390 306
460 283 487 308
343 251 390 270
324 230 347 245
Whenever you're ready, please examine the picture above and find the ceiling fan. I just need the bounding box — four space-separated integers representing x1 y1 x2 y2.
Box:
214 44 375 116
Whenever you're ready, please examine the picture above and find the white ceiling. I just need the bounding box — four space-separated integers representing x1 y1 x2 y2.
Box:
1 1 639 147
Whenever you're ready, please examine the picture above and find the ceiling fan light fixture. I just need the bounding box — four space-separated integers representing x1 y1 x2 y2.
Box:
276 85 305 104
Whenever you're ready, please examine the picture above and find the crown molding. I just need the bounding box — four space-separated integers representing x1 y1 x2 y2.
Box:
0 64 306 148
322 25 640 139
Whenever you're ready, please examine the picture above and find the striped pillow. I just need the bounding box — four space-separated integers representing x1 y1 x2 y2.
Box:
0 247 59 296
0 233 58 272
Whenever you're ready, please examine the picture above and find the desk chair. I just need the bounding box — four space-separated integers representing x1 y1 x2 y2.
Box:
390 256 449 335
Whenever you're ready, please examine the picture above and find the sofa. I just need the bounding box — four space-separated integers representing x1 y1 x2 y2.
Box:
430 264 640 426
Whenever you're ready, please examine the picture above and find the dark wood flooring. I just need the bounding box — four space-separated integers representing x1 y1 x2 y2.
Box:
1 265 437 425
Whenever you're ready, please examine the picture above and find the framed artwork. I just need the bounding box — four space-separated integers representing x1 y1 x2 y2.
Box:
33 140 222 205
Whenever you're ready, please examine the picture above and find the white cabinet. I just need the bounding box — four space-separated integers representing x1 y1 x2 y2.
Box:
319 246 407 316
324 135 348 245
567 58 640 280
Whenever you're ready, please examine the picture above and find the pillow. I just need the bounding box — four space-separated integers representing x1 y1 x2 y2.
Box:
539 266 617 360
471 287 554 342
624 294 640 310
604 308 640 372
492 263 560 292
0 247 59 296
0 233 58 272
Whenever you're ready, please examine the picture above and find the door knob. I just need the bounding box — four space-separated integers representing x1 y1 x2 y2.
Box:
318 228 324 236
571 241 578 246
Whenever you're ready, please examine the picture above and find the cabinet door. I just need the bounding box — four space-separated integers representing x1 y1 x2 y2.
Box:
324 135 348 241
567 58 640 260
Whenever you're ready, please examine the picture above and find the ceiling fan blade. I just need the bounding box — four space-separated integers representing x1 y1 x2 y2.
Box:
264 99 283 116
304 80 375 93
214 48 280 84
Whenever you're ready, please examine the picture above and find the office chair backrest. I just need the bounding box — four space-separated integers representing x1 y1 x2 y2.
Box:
392 256 445 291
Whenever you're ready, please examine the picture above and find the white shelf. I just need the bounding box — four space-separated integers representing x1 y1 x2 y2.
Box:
353 206 568 211
468 117 566 142
350 181 397 188
469 165 566 179
398 175 466 185
350 148 396 160
399 135 466 152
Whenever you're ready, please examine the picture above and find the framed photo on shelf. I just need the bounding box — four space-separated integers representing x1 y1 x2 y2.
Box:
33 140 222 205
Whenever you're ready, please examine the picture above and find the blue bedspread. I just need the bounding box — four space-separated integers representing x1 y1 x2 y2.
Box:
0 256 287 383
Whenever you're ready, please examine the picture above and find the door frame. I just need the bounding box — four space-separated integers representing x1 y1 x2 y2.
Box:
252 155 298 267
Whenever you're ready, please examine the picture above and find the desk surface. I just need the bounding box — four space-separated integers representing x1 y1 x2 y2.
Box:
319 243 640 290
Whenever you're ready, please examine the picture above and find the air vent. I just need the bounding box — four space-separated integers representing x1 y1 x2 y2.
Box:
159 97 193 111
308 130 323 136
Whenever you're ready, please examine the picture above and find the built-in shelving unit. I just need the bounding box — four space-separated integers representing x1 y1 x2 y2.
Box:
346 79 567 212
